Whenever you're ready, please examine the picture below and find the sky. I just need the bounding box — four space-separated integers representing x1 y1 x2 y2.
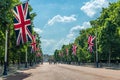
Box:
21 0 117 55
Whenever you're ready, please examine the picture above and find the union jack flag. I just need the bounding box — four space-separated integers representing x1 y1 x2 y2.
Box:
36 52 41 57
66 48 69 56
12 2 32 45
31 35 37 52
88 35 95 52
59 51 63 57
36 47 40 51
72 44 77 55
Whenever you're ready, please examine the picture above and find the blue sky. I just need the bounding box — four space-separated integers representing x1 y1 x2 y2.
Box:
21 0 117 55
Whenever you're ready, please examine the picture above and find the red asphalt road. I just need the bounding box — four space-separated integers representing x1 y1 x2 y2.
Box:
2 63 120 80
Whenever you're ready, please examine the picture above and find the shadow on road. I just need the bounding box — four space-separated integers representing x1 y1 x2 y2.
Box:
3 72 32 80
18 64 40 71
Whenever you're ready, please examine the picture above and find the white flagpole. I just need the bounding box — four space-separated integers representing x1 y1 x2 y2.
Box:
96 29 98 68
25 48 28 68
5 30 8 64
3 30 8 75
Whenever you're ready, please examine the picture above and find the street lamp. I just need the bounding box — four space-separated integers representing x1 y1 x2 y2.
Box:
3 30 8 75
95 28 98 68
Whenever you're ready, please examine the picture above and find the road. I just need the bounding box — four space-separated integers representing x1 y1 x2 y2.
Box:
2 63 120 80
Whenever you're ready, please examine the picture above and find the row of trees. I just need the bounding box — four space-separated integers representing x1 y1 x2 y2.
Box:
54 1 120 64
0 0 43 66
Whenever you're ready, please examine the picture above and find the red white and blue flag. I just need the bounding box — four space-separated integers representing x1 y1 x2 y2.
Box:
72 44 77 55
36 52 41 57
31 35 37 52
66 48 69 56
88 35 95 52
59 51 63 57
12 2 32 45
36 47 40 51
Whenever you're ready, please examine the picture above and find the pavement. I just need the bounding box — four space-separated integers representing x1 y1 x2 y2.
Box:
0 63 120 80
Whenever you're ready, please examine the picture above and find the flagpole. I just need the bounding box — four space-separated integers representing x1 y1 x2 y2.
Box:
96 29 98 68
25 48 28 68
3 30 8 75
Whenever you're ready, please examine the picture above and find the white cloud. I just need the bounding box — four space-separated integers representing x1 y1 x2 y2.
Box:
70 22 91 32
41 38 72 54
54 38 72 50
67 32 74 39
47 15 76 25
81 0 109 17
41 38 57 54
42 21 91 54
41 38 56 47
42 22 91 54
53 22 91 51
66 32 76 43
66 21 91 43
33 27 43 34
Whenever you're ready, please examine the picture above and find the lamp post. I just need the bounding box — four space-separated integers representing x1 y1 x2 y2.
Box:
25 48 28 68
95 29 98 68
3 30 8 75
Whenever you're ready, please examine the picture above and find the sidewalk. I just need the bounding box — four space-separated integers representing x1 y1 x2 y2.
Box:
0 64 40 80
